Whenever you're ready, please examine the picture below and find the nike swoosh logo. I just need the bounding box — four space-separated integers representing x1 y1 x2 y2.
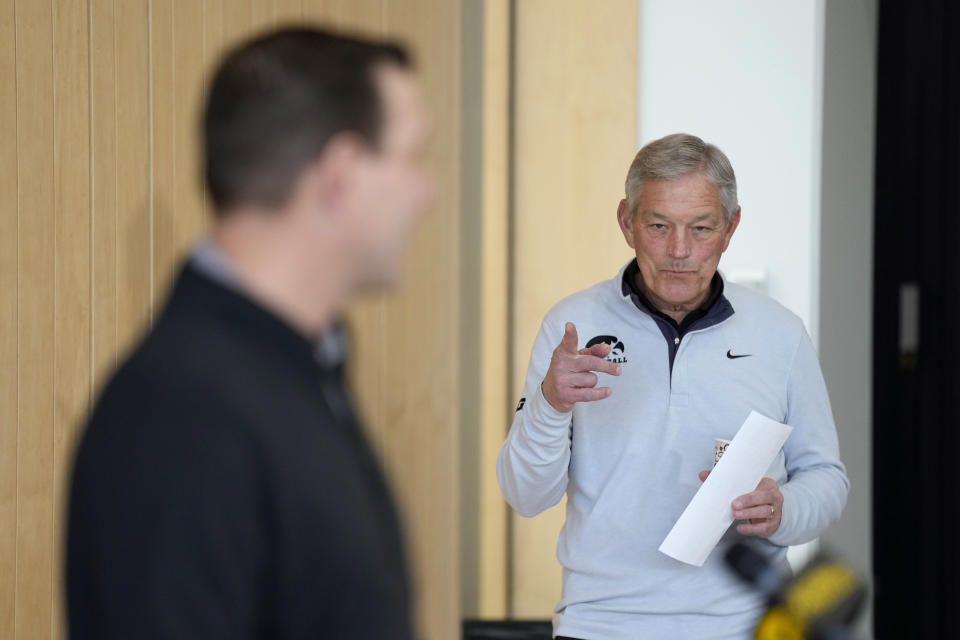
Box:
727 350 752 359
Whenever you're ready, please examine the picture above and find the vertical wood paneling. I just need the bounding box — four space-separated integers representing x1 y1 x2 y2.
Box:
336 0 384 32
510 0 638 617
222 0 251 48
0 0 19 636
150 0 177 306
381 2 461 638
51 1 91 637
1 3 466 638
90 0 118 393
340 0 387 457
476 0 510 617
251 0 275 30
203 0 224 83
273 0 303 25
14 0 56 637
303 0 339 26
201 0 224 236
172 0 206 254
457 0 510 619
115 0 152 358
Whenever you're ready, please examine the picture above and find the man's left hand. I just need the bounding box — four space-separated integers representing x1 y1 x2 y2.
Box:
698 471 783 538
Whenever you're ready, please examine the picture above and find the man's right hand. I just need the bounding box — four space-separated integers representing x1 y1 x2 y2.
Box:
541 322 622 413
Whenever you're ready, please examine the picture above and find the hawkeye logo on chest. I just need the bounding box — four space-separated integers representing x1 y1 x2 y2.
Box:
586 335 628 364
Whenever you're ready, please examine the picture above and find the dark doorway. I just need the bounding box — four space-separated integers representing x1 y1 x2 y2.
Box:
873 1 960 636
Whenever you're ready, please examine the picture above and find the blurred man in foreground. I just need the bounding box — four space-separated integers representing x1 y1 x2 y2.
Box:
498 133 848 639
67 27 433 639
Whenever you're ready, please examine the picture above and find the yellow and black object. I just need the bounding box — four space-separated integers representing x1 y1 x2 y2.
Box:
725 543 867 640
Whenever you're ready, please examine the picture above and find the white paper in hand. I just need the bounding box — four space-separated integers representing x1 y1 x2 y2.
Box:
658 411 793 566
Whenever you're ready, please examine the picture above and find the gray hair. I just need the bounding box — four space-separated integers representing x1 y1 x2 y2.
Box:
624 133 739 222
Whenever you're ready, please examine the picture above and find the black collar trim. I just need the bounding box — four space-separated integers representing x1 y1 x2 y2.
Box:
620 260 734 336
172 263 337 376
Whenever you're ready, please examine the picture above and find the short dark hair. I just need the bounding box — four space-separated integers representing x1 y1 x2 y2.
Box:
202 27 411 213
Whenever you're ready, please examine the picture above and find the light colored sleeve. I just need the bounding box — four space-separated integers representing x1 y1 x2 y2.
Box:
496 314 574 518
769 326 850 546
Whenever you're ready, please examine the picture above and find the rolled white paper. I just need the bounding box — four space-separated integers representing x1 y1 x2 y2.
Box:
658 411 793 566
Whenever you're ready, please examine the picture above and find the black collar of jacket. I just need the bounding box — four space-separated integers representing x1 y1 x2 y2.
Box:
168 262 338 377
620 259 734 337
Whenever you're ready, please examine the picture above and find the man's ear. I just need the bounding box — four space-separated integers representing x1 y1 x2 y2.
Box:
616 199 636 249
304 132 366 220
721 206 741 252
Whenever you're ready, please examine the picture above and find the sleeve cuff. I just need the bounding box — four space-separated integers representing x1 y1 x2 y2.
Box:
529 381 574 429
768 483 801 547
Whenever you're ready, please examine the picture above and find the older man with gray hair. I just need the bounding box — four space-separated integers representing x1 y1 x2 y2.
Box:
497 133 848 639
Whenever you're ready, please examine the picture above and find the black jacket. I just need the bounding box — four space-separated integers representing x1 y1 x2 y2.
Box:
67 264 413 639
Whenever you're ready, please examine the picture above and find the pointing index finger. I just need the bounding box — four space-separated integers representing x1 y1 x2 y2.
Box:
559 322 579 353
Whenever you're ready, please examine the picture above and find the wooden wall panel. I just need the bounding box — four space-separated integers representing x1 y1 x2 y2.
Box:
338 0 386 32
0 1 19 637
0 2 465 639
476 0 510 617
250 0 275 29
336 1 388 458
150 0 177 307
171 0 207 254
90 0 119 392
510 0 638 618
222 0 252 48
274 0 304 25
116 0 153 355
51 1 92 637
201 0 225 64
303 0 337 25
380 3 461 637
15 0 57 637
458 0 510 619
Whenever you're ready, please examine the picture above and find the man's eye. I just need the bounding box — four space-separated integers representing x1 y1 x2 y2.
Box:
693 226 710 232
651 224 667 231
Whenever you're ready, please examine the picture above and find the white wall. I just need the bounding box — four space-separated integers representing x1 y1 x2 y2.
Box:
637 1 876 635
817 1 876 636
637 0 824 341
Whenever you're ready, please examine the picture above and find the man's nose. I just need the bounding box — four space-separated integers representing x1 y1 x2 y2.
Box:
667 229 692 259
